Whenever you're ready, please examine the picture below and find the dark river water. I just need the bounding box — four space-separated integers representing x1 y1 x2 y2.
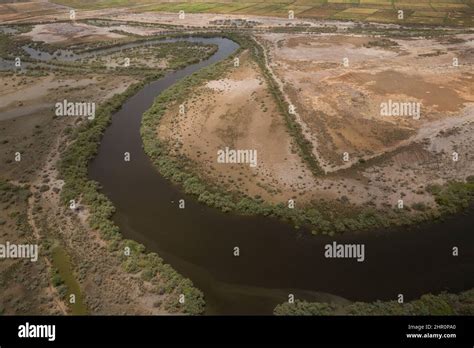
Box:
88 37 474 315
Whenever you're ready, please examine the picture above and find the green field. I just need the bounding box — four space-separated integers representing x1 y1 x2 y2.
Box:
51 0 474 26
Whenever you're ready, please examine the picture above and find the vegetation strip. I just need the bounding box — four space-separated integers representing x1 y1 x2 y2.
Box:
274 289 474 315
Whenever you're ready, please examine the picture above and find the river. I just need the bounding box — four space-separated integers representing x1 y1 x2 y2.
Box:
81 37 474 315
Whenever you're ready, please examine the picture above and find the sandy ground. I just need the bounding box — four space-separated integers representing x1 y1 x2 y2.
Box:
0 71 139 185
0 75 93 120
159 50 318 203
19 21 169 44
22 22 126 43
110 11 334 29
260 32 474 206
157 50 384 206
258 32 474 170
159 32 473 209
0 74 134 121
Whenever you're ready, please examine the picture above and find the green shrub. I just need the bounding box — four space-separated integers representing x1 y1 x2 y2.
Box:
275 290 474 316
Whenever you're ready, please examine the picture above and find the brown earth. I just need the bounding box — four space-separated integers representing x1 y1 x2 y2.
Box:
158 50 318 204
158 32 473 210
259 32 473 171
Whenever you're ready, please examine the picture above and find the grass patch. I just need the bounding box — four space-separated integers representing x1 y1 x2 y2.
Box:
51 245 87 315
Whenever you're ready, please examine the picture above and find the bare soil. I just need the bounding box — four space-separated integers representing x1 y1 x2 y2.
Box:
159 32 473 210
158 50 318 203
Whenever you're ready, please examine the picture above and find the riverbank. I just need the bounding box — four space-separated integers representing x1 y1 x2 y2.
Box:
82 31 472 314
58 73 205 314
274 288 474 315
20 36 233 314
141 32 474 235
2 25 233 314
